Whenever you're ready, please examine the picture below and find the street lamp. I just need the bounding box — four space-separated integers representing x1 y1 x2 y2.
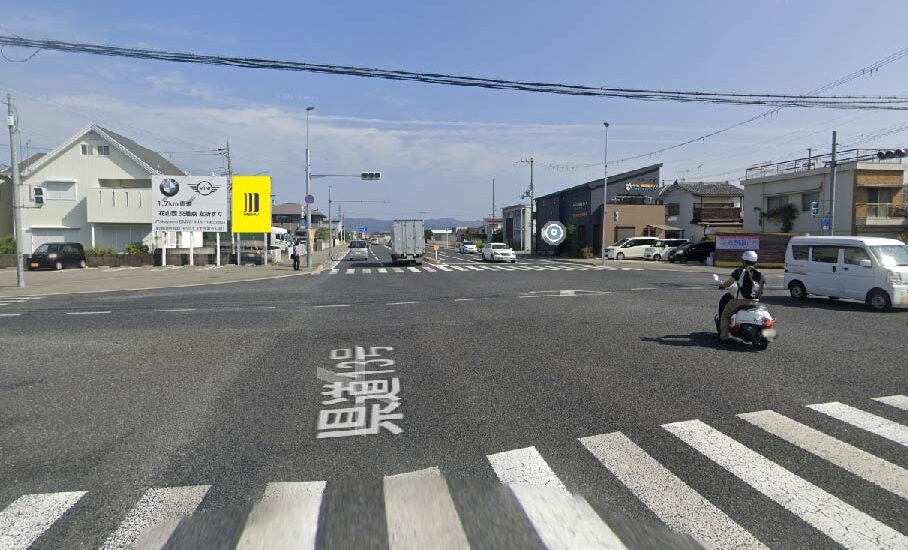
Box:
305 105 315 268
601 121 610 265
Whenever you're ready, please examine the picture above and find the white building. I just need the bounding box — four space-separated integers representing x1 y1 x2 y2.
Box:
659 181 743 240
0 125 194 253
501 203 532 251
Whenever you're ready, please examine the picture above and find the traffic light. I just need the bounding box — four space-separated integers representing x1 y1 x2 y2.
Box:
361 172 381 181
810 201 819 218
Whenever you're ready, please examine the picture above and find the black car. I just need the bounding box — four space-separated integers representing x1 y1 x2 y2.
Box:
28 242 87 270
670 241 715 264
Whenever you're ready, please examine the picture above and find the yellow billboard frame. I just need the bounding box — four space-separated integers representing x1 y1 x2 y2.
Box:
231 175 272 233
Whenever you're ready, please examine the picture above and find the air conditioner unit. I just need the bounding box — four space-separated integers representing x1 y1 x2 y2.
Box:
32 186 45 206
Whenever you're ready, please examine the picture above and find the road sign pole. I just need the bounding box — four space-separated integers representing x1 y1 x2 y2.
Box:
216 232 221 266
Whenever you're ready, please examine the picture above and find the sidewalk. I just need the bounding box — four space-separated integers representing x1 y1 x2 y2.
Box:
0 250 335 298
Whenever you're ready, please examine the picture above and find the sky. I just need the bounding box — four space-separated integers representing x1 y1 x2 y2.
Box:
2 0 908 220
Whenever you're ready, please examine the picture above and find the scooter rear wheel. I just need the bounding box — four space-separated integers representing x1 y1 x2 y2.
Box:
751 336 769 351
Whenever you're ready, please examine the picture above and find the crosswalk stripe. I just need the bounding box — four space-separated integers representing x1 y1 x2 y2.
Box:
436 265 452 271
235 481 326 550
0 491 86 550
362 268 371 274
384 467 470 550
873 394 908 412
663 419 908 550
464 266 483 271
345 269 355 275
580 432 766 550
450 266 467 271
392 267 404 273
421 266 436 272
487 446 567 492
377 267 388 273
807 402 908 447
329 269 339 275
99 485 211 550
406 267 420 272
738 410 908 500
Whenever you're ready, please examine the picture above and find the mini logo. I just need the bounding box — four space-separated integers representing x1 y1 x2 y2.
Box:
188 180 221 196
160 178 180 197
243 192 260 215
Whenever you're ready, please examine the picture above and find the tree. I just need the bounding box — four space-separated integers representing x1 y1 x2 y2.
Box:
424 229 433 241
492 228 502 242
764 203 800 233
315 227 330 241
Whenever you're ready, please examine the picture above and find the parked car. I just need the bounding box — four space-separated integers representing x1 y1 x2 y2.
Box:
347 240 370 261
28 242 87 270
670 241 716 263
460 240 478 254
605 237 659 260
482 242 516 262
784 236 908 311
643 239 689 261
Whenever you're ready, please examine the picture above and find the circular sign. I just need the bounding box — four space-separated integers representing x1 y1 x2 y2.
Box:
159 178 180 197
304 194 315 204
541 221 566 245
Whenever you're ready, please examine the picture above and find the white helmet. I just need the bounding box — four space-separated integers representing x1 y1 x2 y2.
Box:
742 250 758 263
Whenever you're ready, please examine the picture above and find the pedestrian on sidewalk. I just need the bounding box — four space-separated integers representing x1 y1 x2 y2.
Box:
291 243 301 271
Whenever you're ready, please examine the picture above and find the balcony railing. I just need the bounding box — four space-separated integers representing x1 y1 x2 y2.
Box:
855 203 908 223
86 188 152 224
692 206 742 223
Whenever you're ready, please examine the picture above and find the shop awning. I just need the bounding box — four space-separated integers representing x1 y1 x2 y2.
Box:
645 224 683 231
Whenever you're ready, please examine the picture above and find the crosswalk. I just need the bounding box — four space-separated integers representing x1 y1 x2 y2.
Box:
326 264 643 275
2 394 906 549
0 296 43 308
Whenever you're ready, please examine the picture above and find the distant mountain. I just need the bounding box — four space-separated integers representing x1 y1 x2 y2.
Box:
342 218 484 233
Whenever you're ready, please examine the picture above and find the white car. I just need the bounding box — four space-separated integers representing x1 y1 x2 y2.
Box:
606 237 659 260
482 242 516 262
643 239 689 261
460 240 478 254
347 240 370 261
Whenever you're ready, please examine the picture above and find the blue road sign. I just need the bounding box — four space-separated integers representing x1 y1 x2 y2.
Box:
821 217 830 230
304 194 315 204
299 220 307 228
360 226 368 232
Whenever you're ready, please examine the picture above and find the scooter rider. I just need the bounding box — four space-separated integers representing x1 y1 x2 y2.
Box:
718 250 764 341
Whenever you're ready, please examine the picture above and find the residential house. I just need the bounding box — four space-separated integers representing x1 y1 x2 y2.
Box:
0 124 189 253
659 181 743 241
483 217 502 240
742 150 908 239
501 203 532 252
272 202 327 236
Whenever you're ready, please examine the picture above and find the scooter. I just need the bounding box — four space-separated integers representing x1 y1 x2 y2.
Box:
712 274 777 350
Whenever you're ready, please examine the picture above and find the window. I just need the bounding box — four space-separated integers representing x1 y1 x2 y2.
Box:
97 145 110 156
44 182 76 200
765 195 787 212
80 144 91 155
665 203 680 217
843 247 871 266
791 245 808 260
801 191 820 212
811 246 839 263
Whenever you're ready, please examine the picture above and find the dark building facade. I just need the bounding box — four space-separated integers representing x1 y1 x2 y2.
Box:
534 164 662 254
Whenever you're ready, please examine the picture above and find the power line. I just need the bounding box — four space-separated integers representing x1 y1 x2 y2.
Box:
2 35 908 109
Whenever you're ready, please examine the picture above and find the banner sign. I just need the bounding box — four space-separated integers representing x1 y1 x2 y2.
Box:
624 181 660 192
716 234 761 250
231 175 272 233
152 175 228 233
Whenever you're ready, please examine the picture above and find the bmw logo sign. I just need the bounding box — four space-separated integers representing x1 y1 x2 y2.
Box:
160 178 180 197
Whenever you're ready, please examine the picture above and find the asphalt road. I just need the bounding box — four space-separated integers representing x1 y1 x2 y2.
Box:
1 245 906 549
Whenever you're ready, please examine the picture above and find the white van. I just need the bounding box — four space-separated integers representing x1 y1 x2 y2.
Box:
606 237 659 260
784 236 908 311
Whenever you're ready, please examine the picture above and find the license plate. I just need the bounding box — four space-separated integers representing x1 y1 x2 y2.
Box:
30 263 38 268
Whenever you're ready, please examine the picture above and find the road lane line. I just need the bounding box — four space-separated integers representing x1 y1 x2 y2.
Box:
155 308 197 312
807 402 908 447
235 481 326 550
66 311 111 315
314 304 351 308
453 298 474 302
384 467 470 550
387 301 418 306
0 313 21 317
873 395 908 412
100 485 210 550
406 267 420 272
0 491 86 550
663 419 908 550
581 432 765 550
739 410 908 500
631 287 657 291
487 446 567 492
378 268 388 274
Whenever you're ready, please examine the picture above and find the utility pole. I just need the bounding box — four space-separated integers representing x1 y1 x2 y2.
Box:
602 122 610 265
328 185 333 258
305 106 314 268
518 157 535 253
6 93 25 287
491 178 495 241
225 138 240 266
829 131 837 236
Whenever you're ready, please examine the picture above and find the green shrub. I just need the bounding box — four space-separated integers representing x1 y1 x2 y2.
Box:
0 234 15 254
580 245 593 259
85 246 119 256
125 242 149 254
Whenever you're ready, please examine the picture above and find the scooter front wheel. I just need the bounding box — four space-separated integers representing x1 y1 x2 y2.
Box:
751 336 769 351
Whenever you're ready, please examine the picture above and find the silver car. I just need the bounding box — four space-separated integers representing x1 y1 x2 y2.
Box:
348 240 370 261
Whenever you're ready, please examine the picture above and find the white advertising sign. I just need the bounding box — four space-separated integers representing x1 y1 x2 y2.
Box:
152 175 228 233
716 234 760 250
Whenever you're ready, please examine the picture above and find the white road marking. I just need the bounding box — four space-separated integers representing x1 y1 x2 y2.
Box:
449 266 467 271
487 446 567 492
378 268 388 274
0 313 22 317
155 308 197 312
678 286 707 290
406 267 420 272
362 268 372 274
453 298 474 302
808 401 908 447
314 304 351 308
873 395 908 412
346 269 355 275
421 266 436 272
384 467 470 550
580 432 765 550
392 267 404 273
0 491 86 550
631 287 657 291
235 481 326 550
100 485 210 550
329 269 339 275
664 419 908 550
65 311 111 315
435 265 452 271
739 410 908 500
387 301 418 306
463 266 483 271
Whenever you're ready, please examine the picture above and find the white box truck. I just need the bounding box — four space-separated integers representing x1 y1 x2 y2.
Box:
391 219 425 265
